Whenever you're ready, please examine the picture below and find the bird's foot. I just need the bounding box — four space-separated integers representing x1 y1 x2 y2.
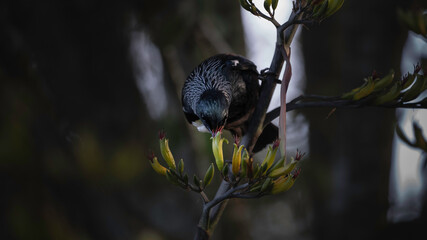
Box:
259 68 282 84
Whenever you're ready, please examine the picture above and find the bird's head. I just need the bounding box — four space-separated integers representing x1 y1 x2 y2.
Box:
195 89 229 136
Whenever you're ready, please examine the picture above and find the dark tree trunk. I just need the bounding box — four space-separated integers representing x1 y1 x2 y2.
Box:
302 1 409 239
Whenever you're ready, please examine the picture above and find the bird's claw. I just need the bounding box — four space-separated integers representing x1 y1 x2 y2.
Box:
259 68 282 84
260 68 271 75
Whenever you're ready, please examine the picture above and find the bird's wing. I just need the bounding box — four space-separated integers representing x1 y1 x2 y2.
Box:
224 54 258 73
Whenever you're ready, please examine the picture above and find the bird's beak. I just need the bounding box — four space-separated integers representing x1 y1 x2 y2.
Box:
200 119 212 133
211 126 224 137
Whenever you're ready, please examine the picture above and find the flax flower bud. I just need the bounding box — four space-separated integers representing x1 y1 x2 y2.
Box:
203 163 215 187
211 131 228 171
241 149 250 178
269 149 304 178
232 144 244 176
269 158 296 178
159 131 176 170
261 139 279 174
148 151 167 176
271 168 301 194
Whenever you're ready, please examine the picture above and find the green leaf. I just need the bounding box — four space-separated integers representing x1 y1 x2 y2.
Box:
253 163 261 178
261 177 273 192
222 164 229 177
249 185 262 192
353 77 375 100
402 74 416 90
178 158 184 176
312 0 328 19
239 0 252 12
203 163 215 187
182 173 189 185
272 0 278 10
374 82 401 105
401 74 425 102
250 5 258 16
259 162 268 176
325 0 345 18
264 0 272 13
373 70 394 91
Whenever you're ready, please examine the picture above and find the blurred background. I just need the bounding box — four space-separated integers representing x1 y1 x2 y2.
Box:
1 0 427 239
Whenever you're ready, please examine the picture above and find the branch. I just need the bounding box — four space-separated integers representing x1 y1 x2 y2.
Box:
153 2 354 240
230 192 266 199
193 3 309 238
241 11 302 153
254 5 281 27
195 10 305 240
263 94 427 126
197 181 250 237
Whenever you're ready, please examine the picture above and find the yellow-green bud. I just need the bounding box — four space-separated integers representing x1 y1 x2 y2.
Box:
159 131 176 170
325 0 344 18
401 74 425 102
232 144 244 176
271 168 301 194
268 156 285 173
271 175 293 194
272 0 278 10
193 174 201 189
353 77 375 100
261 140 279 174
178 158 184 175
239 0 252 12
261 177 273 192
374 82 402 105
373 70 394 91
211 132 228 171
148 153 167 176
203 163 215 187
312 0 328 19
269 157 297 178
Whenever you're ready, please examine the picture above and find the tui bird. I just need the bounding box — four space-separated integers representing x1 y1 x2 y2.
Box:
181 54 277 152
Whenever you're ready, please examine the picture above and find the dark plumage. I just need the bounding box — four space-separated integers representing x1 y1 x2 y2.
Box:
182 54 258 133
182 54 277 151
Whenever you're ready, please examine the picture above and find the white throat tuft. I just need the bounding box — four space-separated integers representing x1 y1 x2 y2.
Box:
192 120 209 133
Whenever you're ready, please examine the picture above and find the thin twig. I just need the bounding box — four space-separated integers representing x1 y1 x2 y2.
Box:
250 3 281 27
200 191 210 203
197 182 250 235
